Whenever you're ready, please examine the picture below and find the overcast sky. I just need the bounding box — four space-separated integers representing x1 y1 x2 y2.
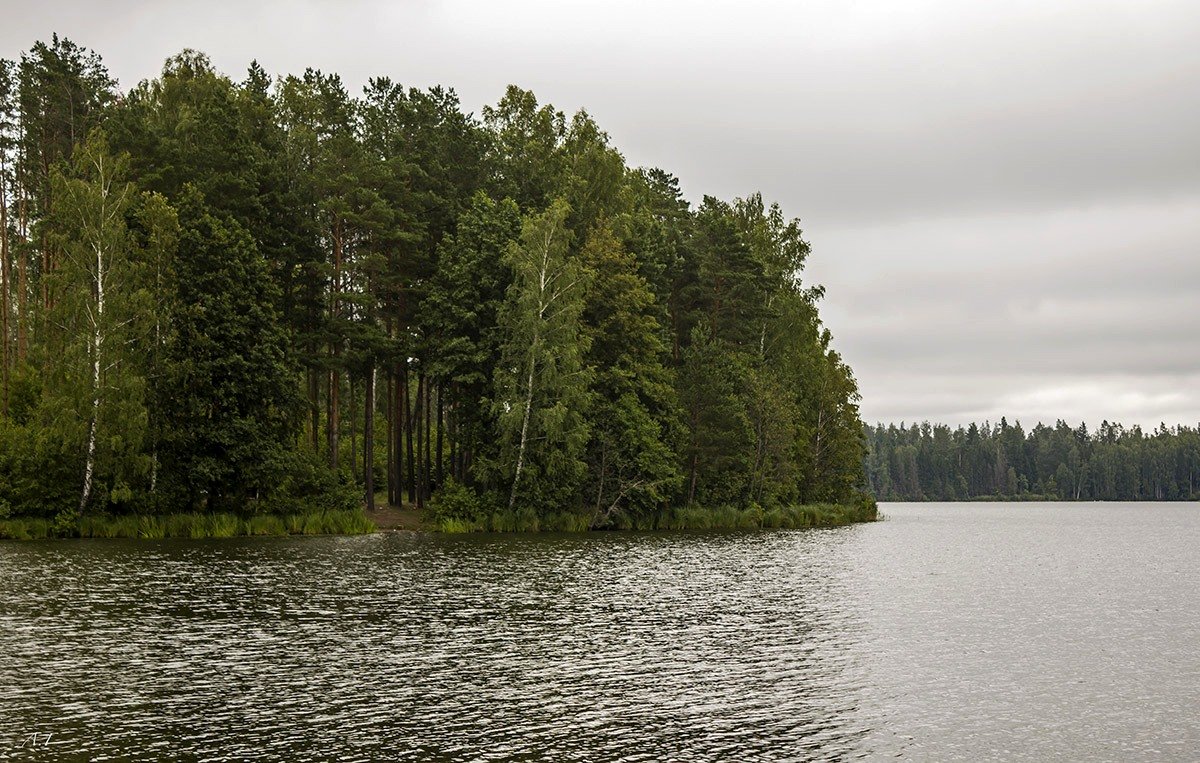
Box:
4 0 1198 428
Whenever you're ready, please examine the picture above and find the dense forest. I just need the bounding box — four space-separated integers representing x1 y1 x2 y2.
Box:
865 420 1200 501
0 36 870 533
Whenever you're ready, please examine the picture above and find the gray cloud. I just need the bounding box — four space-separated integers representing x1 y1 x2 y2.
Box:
810 195 1200 424
4 0 1198 427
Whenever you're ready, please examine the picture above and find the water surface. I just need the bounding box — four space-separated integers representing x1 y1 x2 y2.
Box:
1 502 1197 761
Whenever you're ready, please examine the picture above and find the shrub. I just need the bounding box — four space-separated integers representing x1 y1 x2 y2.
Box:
257 450 360 515
429 479 485 526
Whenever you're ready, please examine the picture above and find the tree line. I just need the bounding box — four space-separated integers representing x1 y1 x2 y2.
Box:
0 36 868 529
865 420 1200 501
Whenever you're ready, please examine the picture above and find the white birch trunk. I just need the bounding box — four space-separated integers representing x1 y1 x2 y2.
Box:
80 233 104 512
508 226 555 510
78 154 111 513
508 337 537 511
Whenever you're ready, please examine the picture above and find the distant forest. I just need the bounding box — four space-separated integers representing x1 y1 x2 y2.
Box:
865 420 1200 501
0 37 868 529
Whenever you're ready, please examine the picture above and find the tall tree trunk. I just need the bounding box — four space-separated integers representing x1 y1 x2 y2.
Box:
349 376 358 483
364 364 375 511
328 364 340 471
16 186 27 361
688 453 699 506
385 369 395 506
448 391 458 483
309 364 320 451
415 372 425 509
327 220 342 470
436 380 444 488
424 376 432 502
393 363 404 505
509 333 539 511
404 361 415 503
80 207 106 513
0 158 9 415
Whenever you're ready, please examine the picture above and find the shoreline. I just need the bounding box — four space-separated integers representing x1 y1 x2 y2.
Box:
0 501 878 540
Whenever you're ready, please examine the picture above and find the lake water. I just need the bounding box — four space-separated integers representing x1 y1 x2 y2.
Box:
1 502 1198 761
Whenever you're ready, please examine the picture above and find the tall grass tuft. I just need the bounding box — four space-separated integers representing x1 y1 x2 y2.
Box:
0 518 51 540
205 514 242 538
247 515 286 536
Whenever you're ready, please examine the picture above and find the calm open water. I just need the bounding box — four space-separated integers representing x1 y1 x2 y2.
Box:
1 502 1198 761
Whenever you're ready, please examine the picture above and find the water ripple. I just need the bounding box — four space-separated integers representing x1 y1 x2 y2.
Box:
2 504 1198 761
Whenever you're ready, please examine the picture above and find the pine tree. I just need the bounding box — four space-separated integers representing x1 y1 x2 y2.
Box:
157 189 297 510
482 87 566 213
678 323 754 506
0 58 15 413
422 192 521 485
579 223 680 525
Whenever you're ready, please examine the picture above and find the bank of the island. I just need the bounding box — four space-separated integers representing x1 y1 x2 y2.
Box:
417 482 879 532
0 495 877 539
421 501 879 532
0 509 375 540
0 39 871 541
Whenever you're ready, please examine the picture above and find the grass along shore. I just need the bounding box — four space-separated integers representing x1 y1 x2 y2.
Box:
0 499 877 540
430 500 879 533
0 508 376 540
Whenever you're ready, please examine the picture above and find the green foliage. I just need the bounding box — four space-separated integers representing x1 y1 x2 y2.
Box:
679 323 755 506
0 39 877 534
490 199 593 515
43 131 163 513
422 193 522 464
155 189 299 509
580 224 681 528
482 86 567 212
256 450 360 514
428 478 487 526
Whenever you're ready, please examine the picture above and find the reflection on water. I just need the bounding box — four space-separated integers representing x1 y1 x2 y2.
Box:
1 503 1198 761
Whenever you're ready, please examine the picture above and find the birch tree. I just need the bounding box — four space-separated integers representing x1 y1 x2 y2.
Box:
493 199 592 514
46 132 150 513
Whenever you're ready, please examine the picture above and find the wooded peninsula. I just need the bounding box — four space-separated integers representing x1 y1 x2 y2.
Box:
0 37 873 538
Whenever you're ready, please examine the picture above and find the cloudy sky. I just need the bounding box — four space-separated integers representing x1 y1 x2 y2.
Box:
4 0 1197 428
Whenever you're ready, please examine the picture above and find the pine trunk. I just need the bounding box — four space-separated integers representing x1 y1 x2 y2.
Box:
351 378 360 483
385 369 395 506
364 365 375 511
328 365 340 471
393 363 404 505
404 362 415 503
16 186 27 361
309 364 320 451
415 373 425 509
328 221 342 471
0 159 9 414
424 377 432 502
448 390 458 482
436 380 444 488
